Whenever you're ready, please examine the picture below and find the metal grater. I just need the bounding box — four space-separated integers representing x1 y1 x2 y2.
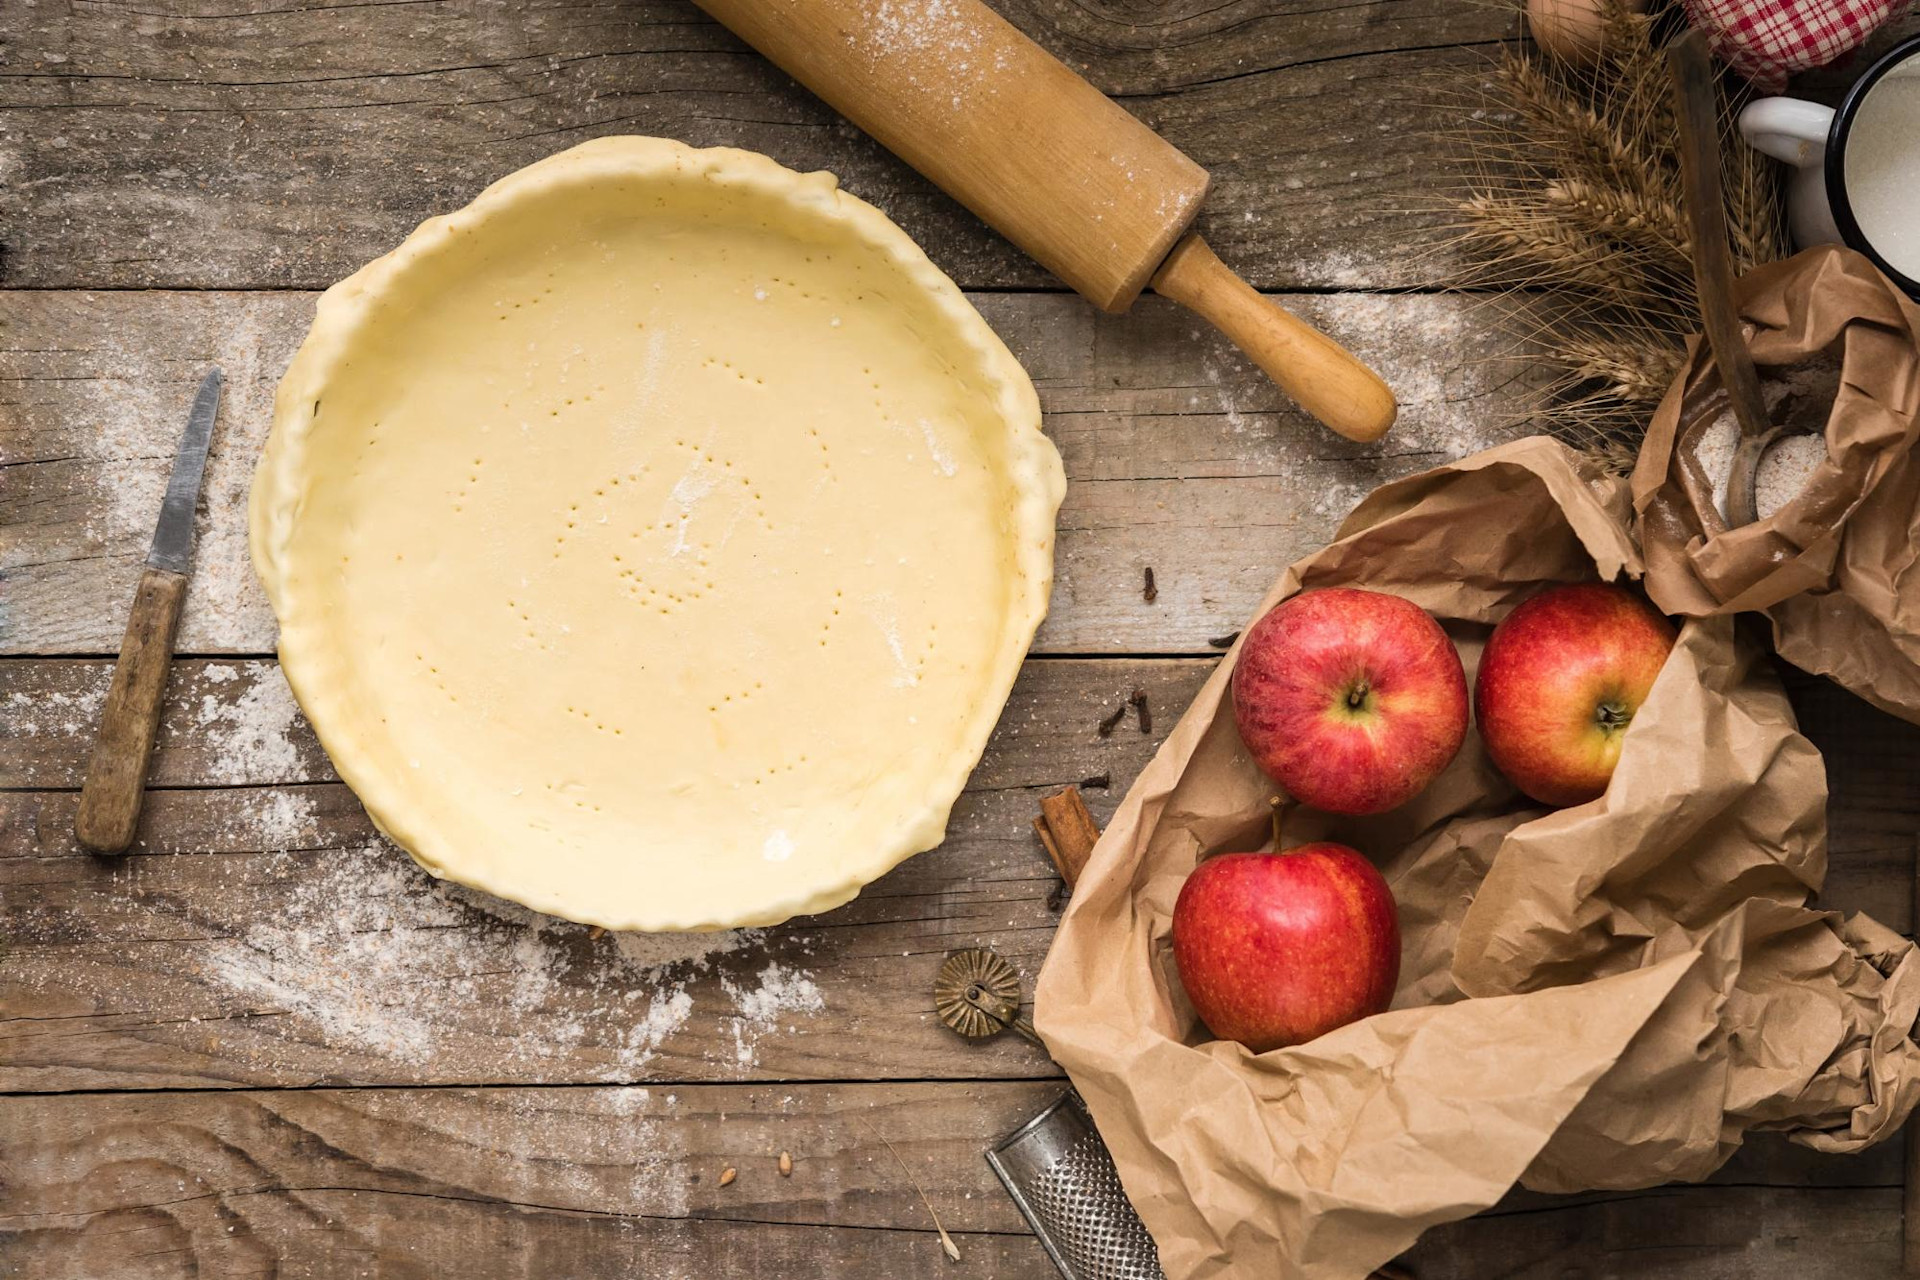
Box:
932 950 1164 1280
986 1091 1166 1280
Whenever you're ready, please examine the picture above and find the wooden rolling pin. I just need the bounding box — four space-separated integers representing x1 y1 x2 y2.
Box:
696 0 1397 443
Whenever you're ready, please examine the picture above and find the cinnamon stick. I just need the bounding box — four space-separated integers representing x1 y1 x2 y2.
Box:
1033 785 1102 888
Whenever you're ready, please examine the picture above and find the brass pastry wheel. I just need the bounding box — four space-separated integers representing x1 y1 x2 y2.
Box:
935 946 1044 1046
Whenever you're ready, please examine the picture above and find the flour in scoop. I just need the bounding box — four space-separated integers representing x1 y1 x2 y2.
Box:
1695 413 1827 522
1691 356 1839 522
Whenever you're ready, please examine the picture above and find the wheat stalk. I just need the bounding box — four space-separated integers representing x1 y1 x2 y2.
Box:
1431 0 1789 466
1556 332 1685 403
1461 193 1641 291
1543 177 1691 277
1723 125 1784 273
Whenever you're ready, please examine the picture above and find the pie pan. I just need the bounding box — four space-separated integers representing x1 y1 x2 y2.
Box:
251 137 1064 931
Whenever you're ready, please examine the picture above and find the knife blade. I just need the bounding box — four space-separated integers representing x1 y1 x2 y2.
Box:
75 367 225 854
148 367 224 574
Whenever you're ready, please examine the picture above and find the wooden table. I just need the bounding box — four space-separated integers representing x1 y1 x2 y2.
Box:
5 3 1918 1275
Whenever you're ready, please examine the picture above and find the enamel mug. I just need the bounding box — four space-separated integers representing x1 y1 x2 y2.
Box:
1739 34 1920 296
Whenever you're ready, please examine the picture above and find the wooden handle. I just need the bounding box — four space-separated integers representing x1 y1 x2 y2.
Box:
75 566 187 854
1669 30 1772 527
1151 236 1397 443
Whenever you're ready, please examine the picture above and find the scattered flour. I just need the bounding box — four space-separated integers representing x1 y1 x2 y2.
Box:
249 789 321 852
1310 294 1505 460
879 613 918 687
761 830 795 863
182 839 822 1080
915 418 958 477
1289 247 1373 290
869 0 980 60
5 685 106 739
664 462 716 557
720 963 826 1068
496 1081 686 1217
192 663 304 783
611 927 758 972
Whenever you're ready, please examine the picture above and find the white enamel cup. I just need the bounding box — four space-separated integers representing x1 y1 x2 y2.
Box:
1739 34 1920 297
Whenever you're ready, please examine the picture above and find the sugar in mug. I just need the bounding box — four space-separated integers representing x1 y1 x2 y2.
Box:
1739 34 1920 297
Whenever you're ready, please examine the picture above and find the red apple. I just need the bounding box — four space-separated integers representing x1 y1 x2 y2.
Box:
1232 588 1468 815
1172 843 1400 1052
1474 582 1677 807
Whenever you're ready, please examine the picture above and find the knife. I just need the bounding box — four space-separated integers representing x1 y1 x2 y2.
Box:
75 367 224 854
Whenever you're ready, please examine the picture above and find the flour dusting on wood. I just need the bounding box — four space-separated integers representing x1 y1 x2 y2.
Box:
189 842 825 1079
190 663 305 783
721 964 828 1067
5 685 106 739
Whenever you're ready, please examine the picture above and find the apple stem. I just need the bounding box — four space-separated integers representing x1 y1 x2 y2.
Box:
1346 680 1370 710
1269 796 1285 852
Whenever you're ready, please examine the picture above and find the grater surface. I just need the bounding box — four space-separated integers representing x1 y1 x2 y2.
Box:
986 1091 1164 1280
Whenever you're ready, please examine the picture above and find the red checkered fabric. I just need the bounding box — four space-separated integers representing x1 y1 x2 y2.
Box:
1681 0 1911 89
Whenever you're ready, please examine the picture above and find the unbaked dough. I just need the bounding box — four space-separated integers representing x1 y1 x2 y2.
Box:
251 137 1064 931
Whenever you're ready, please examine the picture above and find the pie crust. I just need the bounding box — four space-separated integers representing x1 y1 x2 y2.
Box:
251 137 1064 931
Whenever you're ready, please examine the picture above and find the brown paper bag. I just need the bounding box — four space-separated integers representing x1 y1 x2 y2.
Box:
1034 437 1920 1279
1633 245 1920 723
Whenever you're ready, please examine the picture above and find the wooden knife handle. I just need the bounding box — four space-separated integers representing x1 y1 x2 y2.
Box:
76 566 188 854
1152 235 1398 444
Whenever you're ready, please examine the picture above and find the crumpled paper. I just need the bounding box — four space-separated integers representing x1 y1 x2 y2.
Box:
1633 245 1920 723
1034 436 1920 1279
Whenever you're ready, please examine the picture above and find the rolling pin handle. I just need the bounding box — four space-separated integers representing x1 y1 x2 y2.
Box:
1151 235 1397 444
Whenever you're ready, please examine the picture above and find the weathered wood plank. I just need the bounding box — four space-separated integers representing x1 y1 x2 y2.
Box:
0 289 1538 656
5 653 1915 1092
0 1080 1056 1278
1405 1186 1906 1279
0 658 1209 1090
0 1082 1059 1238
0 656 1176 792
0 0 1509 292
0 1083 1903 1280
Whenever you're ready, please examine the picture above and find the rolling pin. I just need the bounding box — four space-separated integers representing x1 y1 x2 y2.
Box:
696 0 1397 443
